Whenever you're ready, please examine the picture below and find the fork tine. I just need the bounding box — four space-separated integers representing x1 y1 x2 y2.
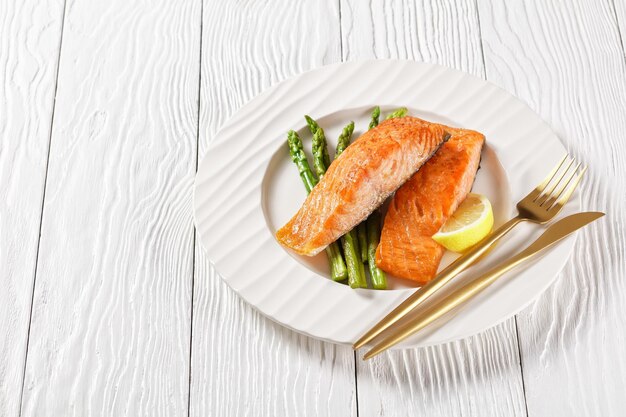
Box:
549 166 587 212
541 161 581 207
536 157 575 204
534 154 568 194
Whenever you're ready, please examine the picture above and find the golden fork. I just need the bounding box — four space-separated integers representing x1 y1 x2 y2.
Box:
363 211 604 359
353 154 586 350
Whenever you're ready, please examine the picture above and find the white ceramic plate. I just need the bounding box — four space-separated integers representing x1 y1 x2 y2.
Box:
194 60 579 348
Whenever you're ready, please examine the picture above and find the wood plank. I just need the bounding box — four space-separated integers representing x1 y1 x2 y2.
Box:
341 1 527 416
476 0 626 415
613 0 626 52
0 0 64 415
189 1 357 416
19 0 201 414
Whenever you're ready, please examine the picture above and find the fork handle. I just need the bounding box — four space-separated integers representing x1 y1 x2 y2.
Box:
353 215 524 349
446 215 524 273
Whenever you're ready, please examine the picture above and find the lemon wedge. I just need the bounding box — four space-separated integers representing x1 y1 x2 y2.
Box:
432 193 494 253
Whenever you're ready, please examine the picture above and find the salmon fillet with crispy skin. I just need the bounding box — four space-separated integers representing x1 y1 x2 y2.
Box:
375 127 485 284
276 116 450 256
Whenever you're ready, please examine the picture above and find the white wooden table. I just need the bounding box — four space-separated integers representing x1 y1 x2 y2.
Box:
2 0 625 415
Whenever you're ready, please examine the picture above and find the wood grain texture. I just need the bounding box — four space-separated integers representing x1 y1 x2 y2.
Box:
0 0 64 415
18 0 201 414
614 0 626 49
341 1 526 416
340 0 484 72
189 1 357 416
477 0 626 415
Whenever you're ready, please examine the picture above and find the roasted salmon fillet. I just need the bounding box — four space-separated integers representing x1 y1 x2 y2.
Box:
276 116 450 256
375 127 485 283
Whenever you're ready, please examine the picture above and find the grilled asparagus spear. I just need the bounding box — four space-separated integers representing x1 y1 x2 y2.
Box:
287 130 347 281
334 121 367 288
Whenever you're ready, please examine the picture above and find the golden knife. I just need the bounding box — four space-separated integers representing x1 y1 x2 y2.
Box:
362 211 604 359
